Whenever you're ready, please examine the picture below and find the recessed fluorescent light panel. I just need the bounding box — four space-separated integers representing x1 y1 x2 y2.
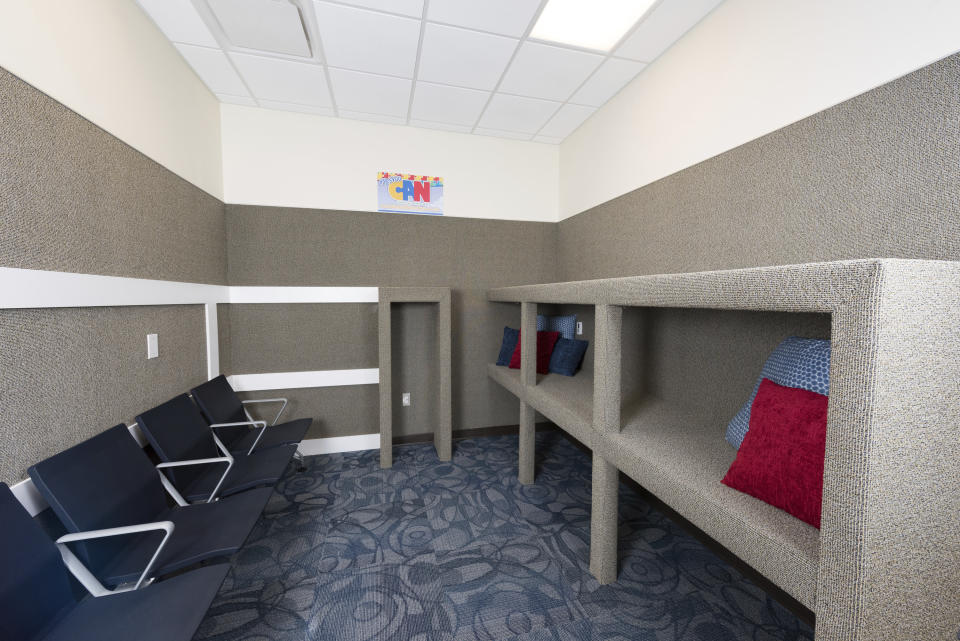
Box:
530 0 656 52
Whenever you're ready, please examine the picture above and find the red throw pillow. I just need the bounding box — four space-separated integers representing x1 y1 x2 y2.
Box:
508 331 561 375
721 377 828 528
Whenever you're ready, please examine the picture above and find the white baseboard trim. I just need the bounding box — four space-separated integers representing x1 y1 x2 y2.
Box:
297 434 380 456
227 368 379 392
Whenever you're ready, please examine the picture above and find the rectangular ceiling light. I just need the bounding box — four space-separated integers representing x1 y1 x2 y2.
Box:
530 0 656 52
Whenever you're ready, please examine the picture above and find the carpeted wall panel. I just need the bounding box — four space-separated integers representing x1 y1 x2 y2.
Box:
225 207 560 439
0 68 226 482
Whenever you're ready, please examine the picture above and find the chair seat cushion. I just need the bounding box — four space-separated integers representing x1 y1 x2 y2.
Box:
180 445 296 503
227 418 312 453
42 564 228 641
100 487 273 585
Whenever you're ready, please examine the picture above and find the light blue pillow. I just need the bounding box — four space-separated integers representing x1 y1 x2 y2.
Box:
537 314 576 340
725 337 831 449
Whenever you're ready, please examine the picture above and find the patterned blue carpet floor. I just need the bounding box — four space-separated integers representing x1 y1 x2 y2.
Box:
193 431 814 641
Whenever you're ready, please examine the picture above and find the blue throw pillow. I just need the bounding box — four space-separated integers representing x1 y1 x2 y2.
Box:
725 336 831 449
496 327 519 366
548 338 589 376
537 314 577 340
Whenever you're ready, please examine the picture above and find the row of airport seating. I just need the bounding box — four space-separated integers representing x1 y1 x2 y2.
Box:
1 375 312 641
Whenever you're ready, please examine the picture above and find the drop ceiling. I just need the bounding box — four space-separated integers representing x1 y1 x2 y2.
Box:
136 0 723 143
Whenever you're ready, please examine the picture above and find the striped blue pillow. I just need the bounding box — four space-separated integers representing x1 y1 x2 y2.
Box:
725 337 831 449
536 314 576 340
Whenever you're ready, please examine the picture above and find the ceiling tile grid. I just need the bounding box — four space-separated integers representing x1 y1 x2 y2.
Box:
136 0 724 143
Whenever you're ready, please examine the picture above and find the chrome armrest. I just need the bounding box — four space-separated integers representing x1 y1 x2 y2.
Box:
209 420 267 430
209 419 268 455
56 520 175 597
156 434 233 504
241 397 288 426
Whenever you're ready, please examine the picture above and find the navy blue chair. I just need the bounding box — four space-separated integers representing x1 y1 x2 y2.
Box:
191 375 311 455
137 394 296 503
28 424 272 587
0 482 228 641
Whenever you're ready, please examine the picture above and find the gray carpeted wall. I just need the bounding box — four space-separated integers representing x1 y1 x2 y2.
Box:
0 68 225 483
3 50 959 482
223 206 559 439
557 52 959 430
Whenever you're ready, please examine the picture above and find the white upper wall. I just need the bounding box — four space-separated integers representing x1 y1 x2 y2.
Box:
559 0 960 219
0 0 224 199
220 105 559 222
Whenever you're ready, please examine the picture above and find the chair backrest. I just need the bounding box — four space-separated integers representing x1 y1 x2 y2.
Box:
28 424 169 575
190 375 247 448
0 483 76 641
136 394 219 490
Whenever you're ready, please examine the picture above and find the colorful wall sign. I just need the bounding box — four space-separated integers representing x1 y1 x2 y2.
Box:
377 172 444 215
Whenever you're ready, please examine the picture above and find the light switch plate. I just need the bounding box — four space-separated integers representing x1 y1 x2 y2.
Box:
576 322 583 335
402 392 411 407
147 334 159 359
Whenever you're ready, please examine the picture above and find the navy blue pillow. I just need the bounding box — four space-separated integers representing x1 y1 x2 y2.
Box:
496 327 519 366
548 338 589 376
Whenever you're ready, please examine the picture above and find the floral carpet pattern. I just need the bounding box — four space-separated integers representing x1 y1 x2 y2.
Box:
194 431 814 641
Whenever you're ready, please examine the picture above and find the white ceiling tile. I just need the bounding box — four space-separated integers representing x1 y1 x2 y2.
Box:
427 0 541 37
217 94 258 106
410 119 473 133
498 42 603 102
208 0 312 57
258 100 336 116
175 44 249 96
333 0 424 18
477 93 558 134
533 135 563 144
473 127 534 141
570 58 646 106
418 23 518 91
340 110 407 125
410 82 489 126
538 103 595 138
230 53 332 106
136 0 218 47
615 0 724 62
314 2 421 77
328 68 411 117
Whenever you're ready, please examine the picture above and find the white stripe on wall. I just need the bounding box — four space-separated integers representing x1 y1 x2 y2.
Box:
0 266 379 309
10 477 47 517
227 368 379 392
228 286 378 304
0 266 229 309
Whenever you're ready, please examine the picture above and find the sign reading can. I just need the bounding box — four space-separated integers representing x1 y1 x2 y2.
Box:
377 172 443 215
